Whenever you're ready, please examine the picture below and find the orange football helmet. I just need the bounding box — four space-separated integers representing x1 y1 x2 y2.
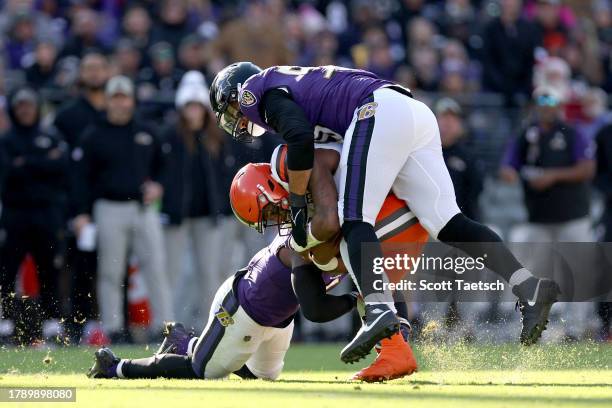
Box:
230 163 290 233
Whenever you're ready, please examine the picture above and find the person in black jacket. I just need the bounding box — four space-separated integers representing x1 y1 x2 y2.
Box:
436 98 484 221
481 0 539 106
24 40 59 90
54 51 109 149
149 0 191 54
72 76 172 343
53 50 110 343
0 87 69 345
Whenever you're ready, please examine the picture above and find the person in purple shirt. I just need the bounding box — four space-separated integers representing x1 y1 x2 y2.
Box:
208 62 562 361
499 86 596 340
87 163 357 380
500 87 595 227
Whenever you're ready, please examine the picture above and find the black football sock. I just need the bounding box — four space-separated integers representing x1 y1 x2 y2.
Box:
438 213 523 282
342 220 388 303
394 294 409 320
120 354 197 379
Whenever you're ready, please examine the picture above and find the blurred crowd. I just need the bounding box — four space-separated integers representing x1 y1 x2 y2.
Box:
0 0 610 347
0 0 611 111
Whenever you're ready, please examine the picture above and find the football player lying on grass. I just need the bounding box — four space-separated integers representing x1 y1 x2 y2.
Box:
269 143 430 381
88 164 356 380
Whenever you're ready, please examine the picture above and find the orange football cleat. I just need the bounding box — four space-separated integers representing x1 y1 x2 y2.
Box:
351 332 418 382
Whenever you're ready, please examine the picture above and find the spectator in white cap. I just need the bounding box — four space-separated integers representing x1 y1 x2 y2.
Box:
160 70 230 322
174 70 210 109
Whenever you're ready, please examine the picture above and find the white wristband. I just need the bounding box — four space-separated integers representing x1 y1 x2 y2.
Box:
288 223 323 252
312 256 339 272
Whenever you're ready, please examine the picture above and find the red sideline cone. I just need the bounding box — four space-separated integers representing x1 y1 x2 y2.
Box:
17 254 39 298
127 261 151 328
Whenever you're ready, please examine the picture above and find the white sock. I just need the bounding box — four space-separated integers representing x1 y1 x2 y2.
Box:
116 359 126 378
187 337 198 357
509 268 535 287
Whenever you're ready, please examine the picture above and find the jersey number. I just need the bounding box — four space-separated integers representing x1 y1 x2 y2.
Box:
275 66 342 81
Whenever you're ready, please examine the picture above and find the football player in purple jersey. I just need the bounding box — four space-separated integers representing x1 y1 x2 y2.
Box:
209 63 560 361
87 163 360 380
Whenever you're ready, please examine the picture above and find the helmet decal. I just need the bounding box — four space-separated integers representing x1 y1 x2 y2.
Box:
240 90 257 107
210 62 263 142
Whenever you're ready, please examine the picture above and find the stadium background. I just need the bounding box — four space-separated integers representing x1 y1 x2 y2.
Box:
0 0 610 347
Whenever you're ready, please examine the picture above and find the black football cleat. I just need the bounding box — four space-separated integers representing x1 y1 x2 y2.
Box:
87 347 120 378
156 322 194 355
515 279 561 346
341 303 400 364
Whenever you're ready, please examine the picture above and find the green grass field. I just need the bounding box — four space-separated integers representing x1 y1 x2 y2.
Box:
1 342 611 407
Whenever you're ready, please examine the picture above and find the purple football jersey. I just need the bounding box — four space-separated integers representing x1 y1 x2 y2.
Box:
236 234 348 328
236 234 299 327
239 65 392 141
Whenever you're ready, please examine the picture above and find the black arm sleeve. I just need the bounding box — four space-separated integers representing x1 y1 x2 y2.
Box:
291 264 356 323
261 89 314 171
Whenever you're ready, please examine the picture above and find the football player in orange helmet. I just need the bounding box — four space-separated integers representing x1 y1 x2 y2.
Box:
234 146 425 382
88 161 419 382
88 162 360 381
229 162 291 234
